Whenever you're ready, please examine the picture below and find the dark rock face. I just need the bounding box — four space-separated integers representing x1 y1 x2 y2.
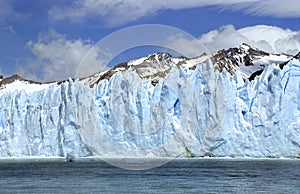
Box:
211 43 294 81
0 74 42 88
248 69 264 81
0 74 23 87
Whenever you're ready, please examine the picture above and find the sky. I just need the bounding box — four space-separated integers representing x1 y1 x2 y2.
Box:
0 0 299 82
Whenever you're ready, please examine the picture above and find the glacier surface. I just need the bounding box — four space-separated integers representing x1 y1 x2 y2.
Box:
0 59 299 158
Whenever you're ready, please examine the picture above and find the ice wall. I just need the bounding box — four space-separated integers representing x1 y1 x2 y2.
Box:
0 60 299 158
0 80 94 157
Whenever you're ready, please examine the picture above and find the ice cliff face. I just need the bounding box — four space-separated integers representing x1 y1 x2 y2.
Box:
0 44 299 158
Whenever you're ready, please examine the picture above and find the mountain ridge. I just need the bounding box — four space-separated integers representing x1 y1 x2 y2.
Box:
0 43 297 89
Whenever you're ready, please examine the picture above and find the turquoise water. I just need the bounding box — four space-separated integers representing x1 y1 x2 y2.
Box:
0 159 299 193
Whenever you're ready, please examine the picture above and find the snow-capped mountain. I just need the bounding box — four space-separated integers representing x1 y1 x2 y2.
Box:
211 43 292 79
0 43 292 89
81 43 292 87
0 44 299 159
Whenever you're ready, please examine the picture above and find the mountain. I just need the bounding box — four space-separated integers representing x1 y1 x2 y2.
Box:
0 44 299 160
0 43 292 89
80 43 293 87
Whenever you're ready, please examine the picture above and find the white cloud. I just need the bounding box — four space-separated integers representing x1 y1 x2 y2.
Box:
200 25 300 55
165 25 300 57
48 0 300 26
232 0 300 18
22 29 108 82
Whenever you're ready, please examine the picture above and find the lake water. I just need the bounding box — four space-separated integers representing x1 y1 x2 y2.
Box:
0 159 299 193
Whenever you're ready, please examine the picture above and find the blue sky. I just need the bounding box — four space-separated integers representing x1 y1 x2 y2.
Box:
0 0 299 81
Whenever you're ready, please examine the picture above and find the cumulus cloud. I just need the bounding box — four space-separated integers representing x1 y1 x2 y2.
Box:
48 0 300 26
201 25 300 55
22 29 108 82
164 25 300 57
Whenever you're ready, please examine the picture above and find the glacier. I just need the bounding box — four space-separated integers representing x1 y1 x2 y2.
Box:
0 58 299 159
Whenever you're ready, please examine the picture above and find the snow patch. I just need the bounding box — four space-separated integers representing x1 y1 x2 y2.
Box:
0 80 54 95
